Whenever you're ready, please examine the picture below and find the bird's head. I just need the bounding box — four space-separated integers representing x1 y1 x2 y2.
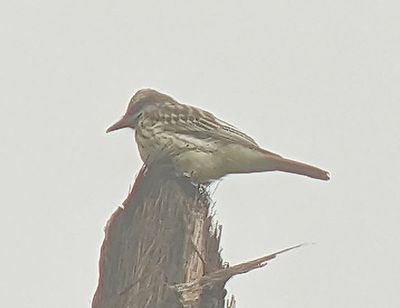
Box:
106 88 172 133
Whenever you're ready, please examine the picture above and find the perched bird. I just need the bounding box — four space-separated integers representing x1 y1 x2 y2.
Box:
107 89 330 183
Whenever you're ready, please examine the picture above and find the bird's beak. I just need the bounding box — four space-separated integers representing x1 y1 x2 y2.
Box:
106 115 130 133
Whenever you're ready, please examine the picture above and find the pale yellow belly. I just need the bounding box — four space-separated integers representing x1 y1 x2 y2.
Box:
134 125 268 182
135 128 228 182
173 150 227 182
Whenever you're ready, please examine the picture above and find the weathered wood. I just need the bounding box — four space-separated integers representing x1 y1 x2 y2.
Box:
92 161 303 307
92 162 225 308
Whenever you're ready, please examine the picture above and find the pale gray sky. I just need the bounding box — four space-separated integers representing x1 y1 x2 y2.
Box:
1 1 399 307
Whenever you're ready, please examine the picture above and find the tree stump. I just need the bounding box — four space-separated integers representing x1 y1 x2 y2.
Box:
92 162 302 308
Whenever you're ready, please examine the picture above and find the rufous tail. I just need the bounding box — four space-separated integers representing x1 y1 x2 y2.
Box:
267 155 330 180
222 145 330 180
235 147 330 180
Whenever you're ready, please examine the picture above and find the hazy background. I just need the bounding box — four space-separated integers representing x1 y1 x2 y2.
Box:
1 1 399 307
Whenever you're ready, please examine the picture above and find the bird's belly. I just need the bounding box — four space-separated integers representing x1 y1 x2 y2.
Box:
135 128 224 182
173 150 226 182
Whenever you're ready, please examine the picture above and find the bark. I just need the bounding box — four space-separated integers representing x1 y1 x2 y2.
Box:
92 161 302 308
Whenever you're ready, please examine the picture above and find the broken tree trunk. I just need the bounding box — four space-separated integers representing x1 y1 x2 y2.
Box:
92 161 302 308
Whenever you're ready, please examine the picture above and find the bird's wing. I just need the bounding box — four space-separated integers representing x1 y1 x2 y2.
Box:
161 103 281 154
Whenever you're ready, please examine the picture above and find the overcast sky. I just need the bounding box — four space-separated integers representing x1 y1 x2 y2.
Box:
1 1 399 307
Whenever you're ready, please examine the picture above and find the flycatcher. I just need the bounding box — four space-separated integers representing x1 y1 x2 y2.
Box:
107 89 330 183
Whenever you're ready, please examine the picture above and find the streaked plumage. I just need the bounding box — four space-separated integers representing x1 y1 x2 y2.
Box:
107 89 330 183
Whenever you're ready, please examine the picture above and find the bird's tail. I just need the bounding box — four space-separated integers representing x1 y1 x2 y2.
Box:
265 155 330 180
226 146 330 181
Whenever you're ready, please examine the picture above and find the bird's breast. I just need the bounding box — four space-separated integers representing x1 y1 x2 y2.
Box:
134 117 219 164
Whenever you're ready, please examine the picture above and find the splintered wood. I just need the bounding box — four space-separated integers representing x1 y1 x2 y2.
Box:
92 162 302 308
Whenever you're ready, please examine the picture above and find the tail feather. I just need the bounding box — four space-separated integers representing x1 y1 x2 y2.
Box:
269 156 330 180
247 147 330 180
222 145 330 181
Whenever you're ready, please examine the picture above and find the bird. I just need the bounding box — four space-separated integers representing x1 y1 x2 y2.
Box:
107 89 330 183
